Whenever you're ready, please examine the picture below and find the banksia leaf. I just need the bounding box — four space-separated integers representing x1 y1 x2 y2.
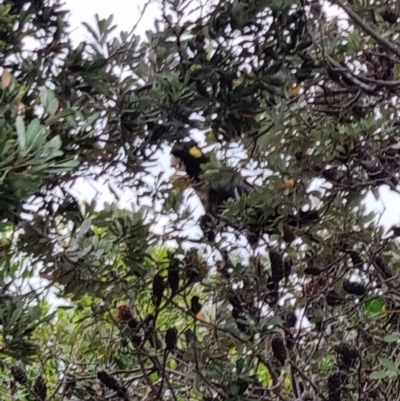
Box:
11 366 28 385
342 280 366 296
152 274 165 307
165 327 178 351
32 375 47 401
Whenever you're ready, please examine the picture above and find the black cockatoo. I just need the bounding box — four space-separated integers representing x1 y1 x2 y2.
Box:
170 140 319 238
170 140 253 216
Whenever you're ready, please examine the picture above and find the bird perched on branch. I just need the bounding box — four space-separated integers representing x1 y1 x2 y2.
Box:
170 140 253 216
170 140 319 237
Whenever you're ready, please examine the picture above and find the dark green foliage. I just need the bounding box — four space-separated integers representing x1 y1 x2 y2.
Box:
2 0 400 399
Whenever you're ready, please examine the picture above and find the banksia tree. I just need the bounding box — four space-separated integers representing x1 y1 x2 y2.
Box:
3 0 400 400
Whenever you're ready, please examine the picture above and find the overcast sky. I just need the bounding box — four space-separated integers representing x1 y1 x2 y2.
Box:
63 0 400 232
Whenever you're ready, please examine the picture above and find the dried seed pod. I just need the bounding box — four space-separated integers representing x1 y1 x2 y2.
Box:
334 342 359 369
184 249 207 284
271 335 287 365
116 305 134 328
126 318 141 346
63 373 76 397
285 310 297 328
167 259 180 295
284 258 292 279
304 266 322 276
283 224 296 243
32 376 47 401
270 250 284 283
328 371 345 401
232 308 252 336
10 366 27 385
327 290 342 307
165 327 178 351
342 280 366 296
199 214 216 242
334 342 359 359
97 371 122 392
191 296 202 315
184 329 195 346
152 274 165 307
349 251 363 268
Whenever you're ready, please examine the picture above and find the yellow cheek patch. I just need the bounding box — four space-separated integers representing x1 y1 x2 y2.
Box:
189 146 202 158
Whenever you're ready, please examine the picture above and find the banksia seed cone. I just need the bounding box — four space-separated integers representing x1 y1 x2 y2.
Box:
191 296 202 315
327 290 342 307
285 310 297 328
63 373 76 397
271 335 287 365
334 342 359 369
167 259 180 295
165 327 178 351
10 366 27 385
116 305 134 328
334 342 359 359
152 274 165 307
342 280 366 296
199 214 216 242
32 376 47 401
284 258 292 279
304 266 322 276
184 249 204 284
349 251 363 268
328 371 345 401
270 250 284 283
97 371 127 398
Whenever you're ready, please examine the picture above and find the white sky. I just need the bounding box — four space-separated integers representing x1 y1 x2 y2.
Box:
63 0 400 232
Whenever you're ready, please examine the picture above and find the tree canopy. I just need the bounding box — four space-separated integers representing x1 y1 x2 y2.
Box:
2 0 400 400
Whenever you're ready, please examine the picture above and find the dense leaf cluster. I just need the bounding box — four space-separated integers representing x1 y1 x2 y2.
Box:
2 0 400 400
